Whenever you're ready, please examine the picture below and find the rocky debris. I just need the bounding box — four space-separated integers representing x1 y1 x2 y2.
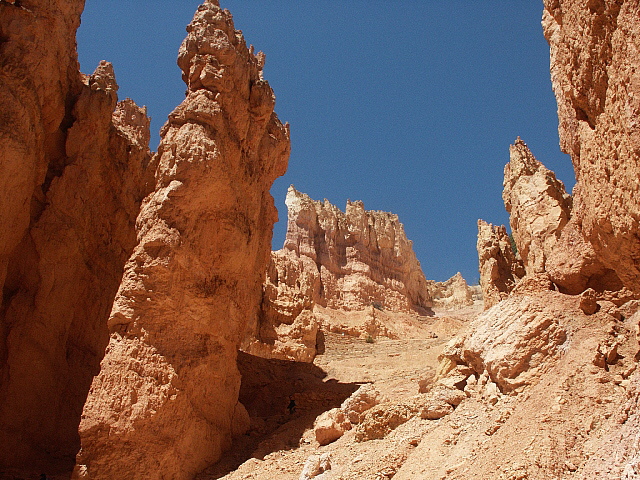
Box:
341 384 385 424
543 0 640 293
431 272 477 310
312 384 383 445
440 292 570 393
580 288 599 315
300 453 332 480
476 220 525 309
354 403 416 442
503 138 572 276
77 2 290 479
0 1 154 472
314 408 352 446
353 380 469 442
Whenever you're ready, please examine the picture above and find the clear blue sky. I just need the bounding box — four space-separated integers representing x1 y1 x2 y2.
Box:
77 1 574 283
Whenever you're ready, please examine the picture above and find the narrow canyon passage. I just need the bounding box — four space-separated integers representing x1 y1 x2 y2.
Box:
197 307 473 480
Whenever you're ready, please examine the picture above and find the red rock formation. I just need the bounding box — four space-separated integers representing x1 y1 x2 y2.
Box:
281 186 433 313
77 2 290 478
503 137 572 276
0 1 154 474
476 220 525 309
543 0 639 293
245 187 434 362
431 272 478 310
480 136 622 298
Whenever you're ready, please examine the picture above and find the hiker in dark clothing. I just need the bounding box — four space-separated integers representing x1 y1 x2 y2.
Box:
287 396 296 414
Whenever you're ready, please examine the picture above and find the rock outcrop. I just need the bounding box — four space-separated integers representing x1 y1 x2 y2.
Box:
0 2 154 474
440 291 570 393
77 2 290 479
479 136 624 299
281 186 433 312
476 220 524 309
246 186 435 361
543 0 640 293
503 137 572 276
431 272 478 310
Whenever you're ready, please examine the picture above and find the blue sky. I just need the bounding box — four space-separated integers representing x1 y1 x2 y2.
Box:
77 1 574 283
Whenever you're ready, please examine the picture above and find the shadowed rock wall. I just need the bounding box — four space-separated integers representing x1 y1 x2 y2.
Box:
0 1 154 473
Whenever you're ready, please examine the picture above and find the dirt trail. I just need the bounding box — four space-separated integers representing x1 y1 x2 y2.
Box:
197 305 479 480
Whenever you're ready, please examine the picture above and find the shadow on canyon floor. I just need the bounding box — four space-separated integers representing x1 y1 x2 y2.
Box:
198 351 360 479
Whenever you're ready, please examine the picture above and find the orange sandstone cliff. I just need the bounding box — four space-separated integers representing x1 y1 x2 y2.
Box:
544 0 640 294
0 0 154 474
76 1 290 478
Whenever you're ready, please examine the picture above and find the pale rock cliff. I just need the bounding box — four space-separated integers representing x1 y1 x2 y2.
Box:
503 137 572 276
543 0 640 293
77 2 290 479
476 220 524 310
431 272 477 310
281 186 432 312
0 1 154 474
481 137 622 298
245 187 435 362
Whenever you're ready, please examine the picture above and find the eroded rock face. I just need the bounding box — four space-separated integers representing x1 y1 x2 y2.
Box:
0 2 154 473
545 217 623 294
503 137 572 276
543 0 640 293
77 2 290 478
246 187 434 361
476 220 524 309
280 186 432 312
431 272 477 310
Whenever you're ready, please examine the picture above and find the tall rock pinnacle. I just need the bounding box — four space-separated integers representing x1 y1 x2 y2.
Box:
77 3 290 478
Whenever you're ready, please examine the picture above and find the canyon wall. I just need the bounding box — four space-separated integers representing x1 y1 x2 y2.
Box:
543 0 640 293
476 220 524 309
0 1 154 474
280 186 433 313
245 186 443 362
77 2 290 478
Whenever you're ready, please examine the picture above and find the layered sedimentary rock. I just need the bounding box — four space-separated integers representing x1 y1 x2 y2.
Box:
503 137 572 276
246 187 434 361
281 186 432 312
543 0 640 293
77 2 290 478
476 220 524 309
0 1 153 473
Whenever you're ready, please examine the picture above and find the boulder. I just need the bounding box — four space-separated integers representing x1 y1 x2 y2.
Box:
340 384 384 424
314 408 352 446
440 292 570 392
